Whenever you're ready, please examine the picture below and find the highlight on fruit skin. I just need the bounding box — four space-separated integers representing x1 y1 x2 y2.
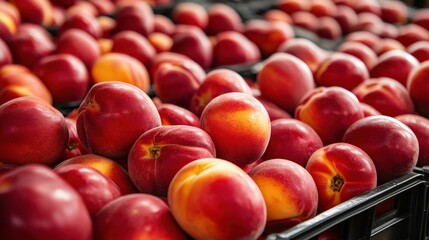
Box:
200 92 271 166
168 157 267 240
248 158 319 234
91 52 151 93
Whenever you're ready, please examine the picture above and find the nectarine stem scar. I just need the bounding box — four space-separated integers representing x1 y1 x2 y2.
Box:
330 174 344 192
150 145 161 158
67 142 77 151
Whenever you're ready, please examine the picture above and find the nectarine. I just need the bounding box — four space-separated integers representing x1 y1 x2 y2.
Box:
168 158 266 239
343 115 419 184
306 143 377 213
0 96 68 165
200 92 271 166
128 125 216 197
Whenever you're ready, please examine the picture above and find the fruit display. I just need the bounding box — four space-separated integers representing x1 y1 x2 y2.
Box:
0 0 429 239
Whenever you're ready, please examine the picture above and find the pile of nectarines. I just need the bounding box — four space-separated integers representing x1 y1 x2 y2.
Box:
1 0 429 239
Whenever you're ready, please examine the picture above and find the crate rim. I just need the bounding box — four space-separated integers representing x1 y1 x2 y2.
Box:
266 172 426 240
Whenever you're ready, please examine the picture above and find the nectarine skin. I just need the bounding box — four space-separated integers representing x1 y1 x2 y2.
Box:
243 20 295 58
0 2 20 41
395 114 429 167
33 53 90 104
57 154 137 195
376 38 405 56
369 50 419 87
277 38 328 74
278 0 310 15
156 103 200 127
0 38 12 67
345 31 382 50
76 81 161 160
261 119 323 167
168 158 267 240
315 16 342 40
407 40 429 63
343 115 419 184
263 9 292 24
171 25 213 70
291 11 319 32
110 30 156 69
295 86 364 145
8 23 54 69
56 28 101 69
113 2 154 37
97 15 116 38
58 11 102 39
306 143 377 213
150 52 206 81
189 68 253 117
153 14 175 35
407 60 429 118
352 77 415 117
337 41 378 71
309 0 338 17
0 70 53 105
255 95 293 121
147 32 173 53
0 164 92 240
380 0 408 24
151 52 206 108
315 53 369 91
0 96 68 165
354 12 384 36
91 52 151 93
128 125 216 197
395 24 429 48
257 53 315 115
334 5 358 35
360 102 381 117
206 3 243 35
54 164 121 217
172 1 208 30
94 194 188 240
0 162 18 177
212 31 261 67
12 0 53 26
248 159 318 233
62 117 90 160
200 92 271 166
413 9 429 31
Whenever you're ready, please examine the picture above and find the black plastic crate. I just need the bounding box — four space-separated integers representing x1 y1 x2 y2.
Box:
414 167 429 240
265 172 427 240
